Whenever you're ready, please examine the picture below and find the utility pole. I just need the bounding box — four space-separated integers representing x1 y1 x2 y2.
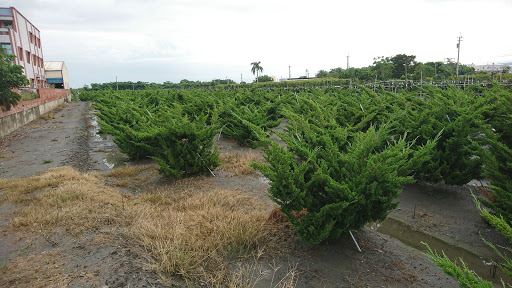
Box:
240 74 242 83
116 76 118 90
456 33 463 80
346 53 350 70
288 65 291 79
404 63 408 89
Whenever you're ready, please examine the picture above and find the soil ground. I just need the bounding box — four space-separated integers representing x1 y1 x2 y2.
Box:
0 101 508 287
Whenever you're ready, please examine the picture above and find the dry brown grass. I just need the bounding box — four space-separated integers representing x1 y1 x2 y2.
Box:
105 165 157 189
113 179 131 187
220 151 265 176
0 167 132 235
0 166 284 286
106 165 153 178
130 177 273 285
228 258 300 288
0 250 69 288
0 167 100 204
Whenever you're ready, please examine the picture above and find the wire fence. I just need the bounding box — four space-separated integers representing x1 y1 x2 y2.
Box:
360 78 512 92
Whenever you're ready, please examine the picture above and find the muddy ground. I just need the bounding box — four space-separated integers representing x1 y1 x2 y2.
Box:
0 101 508 287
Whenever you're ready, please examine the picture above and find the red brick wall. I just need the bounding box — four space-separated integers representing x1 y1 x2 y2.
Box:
0 88 71 118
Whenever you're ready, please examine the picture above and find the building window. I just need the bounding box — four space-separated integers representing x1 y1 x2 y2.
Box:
17 47 23 61
0 8 13 16
26 51 30 63
0 43 12 54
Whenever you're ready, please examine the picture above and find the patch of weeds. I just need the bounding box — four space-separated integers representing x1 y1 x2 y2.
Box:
0 260 7 270
20 90 38 101
42 159 53 164
57 192 81 203
40 112 55 121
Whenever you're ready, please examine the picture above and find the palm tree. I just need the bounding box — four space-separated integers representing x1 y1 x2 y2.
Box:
251 61 263 83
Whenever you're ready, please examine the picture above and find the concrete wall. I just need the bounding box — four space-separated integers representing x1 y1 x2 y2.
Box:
62 63 69 89
46 70 61 78
0 88 71 137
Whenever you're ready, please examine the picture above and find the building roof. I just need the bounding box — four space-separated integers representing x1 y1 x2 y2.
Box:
44 61 65 71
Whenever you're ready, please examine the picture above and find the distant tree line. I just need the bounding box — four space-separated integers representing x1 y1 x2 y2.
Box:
83 78 237 91
316 54 480 81
82 54 510 92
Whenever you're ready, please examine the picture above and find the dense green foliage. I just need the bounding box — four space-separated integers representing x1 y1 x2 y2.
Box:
82 90 220 179
316 53 481 81
256 75 274 83
0 47 29 111
249 88 439 244
420 85 512 288
81 83 512 246
216 89 284 147
83 78 236 91
402 86 488 185
252 120 436 244
478 84 512 224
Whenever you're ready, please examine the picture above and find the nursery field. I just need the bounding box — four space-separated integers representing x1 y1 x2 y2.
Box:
0 83 511 287
79 83 512 240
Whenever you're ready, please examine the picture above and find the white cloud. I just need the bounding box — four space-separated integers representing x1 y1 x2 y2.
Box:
2 0 511 87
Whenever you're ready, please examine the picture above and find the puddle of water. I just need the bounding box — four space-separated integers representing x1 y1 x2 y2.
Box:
259 176 270 185
103 151 127 169
89 114 108 141
377 218 508 285
88 110 128 170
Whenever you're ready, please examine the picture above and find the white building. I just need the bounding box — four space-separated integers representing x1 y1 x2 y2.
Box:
469 63 509 73
45 61 69 89
0 7 46 88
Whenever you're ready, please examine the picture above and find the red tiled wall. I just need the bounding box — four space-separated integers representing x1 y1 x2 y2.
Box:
0 88 71 118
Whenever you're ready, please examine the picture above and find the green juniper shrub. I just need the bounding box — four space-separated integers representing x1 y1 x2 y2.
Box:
148 112 220 179
251 115 436 245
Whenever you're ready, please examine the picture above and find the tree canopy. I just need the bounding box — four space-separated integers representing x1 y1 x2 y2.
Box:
251 61 263 82
0 47 28 111
316 54 478 81
255 75 273 83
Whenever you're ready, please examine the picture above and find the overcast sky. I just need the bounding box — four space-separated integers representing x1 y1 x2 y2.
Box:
3 0 512 87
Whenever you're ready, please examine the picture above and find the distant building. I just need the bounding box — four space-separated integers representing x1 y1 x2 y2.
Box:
45 61 69 89
0 7 46 88
469 63 510 73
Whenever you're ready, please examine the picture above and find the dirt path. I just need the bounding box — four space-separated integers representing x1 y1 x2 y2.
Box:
0 102 164 287
0 102 91 178
1 102 508 287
